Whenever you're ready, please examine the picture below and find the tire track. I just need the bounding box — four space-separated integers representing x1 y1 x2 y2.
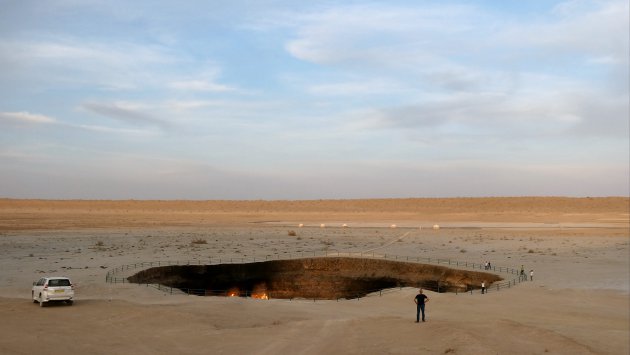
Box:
361 231 413 254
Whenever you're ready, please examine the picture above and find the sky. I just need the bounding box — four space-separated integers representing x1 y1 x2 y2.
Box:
0 0 628 200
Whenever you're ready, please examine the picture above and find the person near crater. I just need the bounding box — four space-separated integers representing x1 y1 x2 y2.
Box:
414 288 430 323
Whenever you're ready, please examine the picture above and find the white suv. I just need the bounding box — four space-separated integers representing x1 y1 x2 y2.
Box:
32 277 74 307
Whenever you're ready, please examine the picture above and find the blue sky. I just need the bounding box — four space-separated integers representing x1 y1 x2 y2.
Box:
1 0 628 199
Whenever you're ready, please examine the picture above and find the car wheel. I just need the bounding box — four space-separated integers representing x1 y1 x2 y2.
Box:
39 294 45 307
32 292 37 303
66 300 73 306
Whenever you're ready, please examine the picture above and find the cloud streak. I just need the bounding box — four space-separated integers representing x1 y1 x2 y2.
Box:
0 111 57 125
81 102 169 128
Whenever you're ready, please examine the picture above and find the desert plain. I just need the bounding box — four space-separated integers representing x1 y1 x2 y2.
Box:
0 197 628 354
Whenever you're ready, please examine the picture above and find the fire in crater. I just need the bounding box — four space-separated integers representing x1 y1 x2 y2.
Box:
250 283 269 299
128 257 502 300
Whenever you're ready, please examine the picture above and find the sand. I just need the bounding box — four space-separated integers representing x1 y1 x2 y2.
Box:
0 197 628 354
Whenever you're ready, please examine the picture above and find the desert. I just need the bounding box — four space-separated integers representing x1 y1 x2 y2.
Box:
0 197 628 355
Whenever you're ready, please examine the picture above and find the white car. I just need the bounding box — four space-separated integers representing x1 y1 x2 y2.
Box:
32 277 74 307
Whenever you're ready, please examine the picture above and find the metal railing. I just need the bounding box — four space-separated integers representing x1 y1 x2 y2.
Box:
105 251 530 300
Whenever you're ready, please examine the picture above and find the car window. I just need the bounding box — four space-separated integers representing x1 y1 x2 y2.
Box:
48 279 71 287
36 279 45 286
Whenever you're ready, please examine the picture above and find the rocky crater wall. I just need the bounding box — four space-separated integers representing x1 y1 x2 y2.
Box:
128 257 502 299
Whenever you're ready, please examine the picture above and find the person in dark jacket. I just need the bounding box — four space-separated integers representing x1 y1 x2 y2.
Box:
414 288 430 322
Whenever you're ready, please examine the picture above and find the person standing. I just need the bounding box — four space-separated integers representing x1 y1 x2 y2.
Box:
481 281 486 294
414 288 429 322
530 270 534 281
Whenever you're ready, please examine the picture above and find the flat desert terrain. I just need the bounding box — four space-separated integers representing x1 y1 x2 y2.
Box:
0 197 628 354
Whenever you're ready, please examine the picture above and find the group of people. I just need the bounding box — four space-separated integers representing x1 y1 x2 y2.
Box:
520 265 534 281
413 261 534 323
484 261 492 270
414 265 536 322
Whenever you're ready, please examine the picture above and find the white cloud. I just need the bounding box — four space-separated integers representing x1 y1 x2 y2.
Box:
0 111 57 124
369 87 627 139
281 0 628 71
169 65 237 92
0 38 178 90
163 100 219 111
276 0 628 141
80 102 169 128
170 80 234 92
496 0 629 63
0 108 160 137
283 4 479 66
74 124 160 136
587 56 620 65
0 37 236 93
307 78 404 96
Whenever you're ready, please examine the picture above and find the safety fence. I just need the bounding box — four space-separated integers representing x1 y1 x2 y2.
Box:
106 251 531 301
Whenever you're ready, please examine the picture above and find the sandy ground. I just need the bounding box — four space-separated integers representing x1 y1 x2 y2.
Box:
0 198 628 354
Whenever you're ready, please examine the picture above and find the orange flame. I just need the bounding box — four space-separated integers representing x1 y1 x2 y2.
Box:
251 283 269 300
251 292 269 300
227 287 239 297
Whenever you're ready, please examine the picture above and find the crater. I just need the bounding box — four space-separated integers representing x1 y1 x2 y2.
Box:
128 257 502 299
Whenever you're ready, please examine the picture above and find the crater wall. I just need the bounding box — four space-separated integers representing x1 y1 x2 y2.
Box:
128 257 502 299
